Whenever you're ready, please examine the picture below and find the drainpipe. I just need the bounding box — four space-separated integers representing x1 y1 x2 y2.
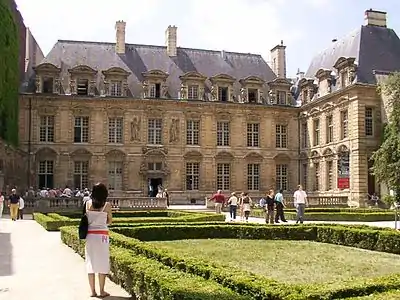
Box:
27 96 32 189
297 111 301 187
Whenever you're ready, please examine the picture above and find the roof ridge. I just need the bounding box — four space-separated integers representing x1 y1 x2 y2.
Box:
56 39 263 57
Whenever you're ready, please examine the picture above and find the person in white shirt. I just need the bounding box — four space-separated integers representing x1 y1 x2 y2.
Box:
0 192 4 219
82 192 91 204
18 196 25 220
293 185 308 224
227 192 239 221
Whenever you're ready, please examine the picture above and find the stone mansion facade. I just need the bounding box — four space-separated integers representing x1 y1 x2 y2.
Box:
17 9 400 205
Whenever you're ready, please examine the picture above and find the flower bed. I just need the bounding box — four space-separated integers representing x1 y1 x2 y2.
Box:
34 211 224 231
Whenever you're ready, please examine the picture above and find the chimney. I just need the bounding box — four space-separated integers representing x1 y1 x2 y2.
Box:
270 40 286 78
115 20 126 54
364 9 387 27
165 25 177 57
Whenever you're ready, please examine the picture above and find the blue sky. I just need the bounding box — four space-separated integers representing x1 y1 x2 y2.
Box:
15 0 400 77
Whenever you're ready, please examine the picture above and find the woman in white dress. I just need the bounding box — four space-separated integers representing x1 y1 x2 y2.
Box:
85 183 113 298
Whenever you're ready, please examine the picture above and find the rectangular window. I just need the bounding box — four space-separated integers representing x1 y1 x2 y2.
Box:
217 163 230 191
217 121 230 146
186 162 200 190
247 123 260 147
301 163 308 190
277 91 286 105
42 77 53 93
148 162 162 171
218 86 228 102
108 117 123 143
275 124 288 148
74 116 89 143
110 81 122 97
327 160 333 190
38 160 54 189
39 115 55 142
326 115 333 143
276 164 288 191
313 119 320 146
314 162 320 191
108 161 123 190
365 107 373 136
74 161 89 190
77 79 89 95
247 163 260 191
341 71 348 88
148 118 162 145
188 85 199 100
186 120 200 145
341 110 348 139
248 89 258 103
149 83 161 98
301 122 308 148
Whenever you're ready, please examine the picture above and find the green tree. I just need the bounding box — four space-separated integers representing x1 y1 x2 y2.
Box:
371 72 400 200
0 0 19 146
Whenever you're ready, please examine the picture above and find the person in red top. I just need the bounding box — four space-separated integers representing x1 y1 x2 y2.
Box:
210 190 226 214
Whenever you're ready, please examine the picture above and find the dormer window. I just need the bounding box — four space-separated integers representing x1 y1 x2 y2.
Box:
188 85 199 100
102 67 131 97
150 83 161 98
277 91 286 105
218 87 228 102
302 90 308 103
333 57 356 90
111 80 122 96
340 71 348 88
42 77 54 94
248 89 258 103
315 69 333 98
142 70 169 99
77 79 89 95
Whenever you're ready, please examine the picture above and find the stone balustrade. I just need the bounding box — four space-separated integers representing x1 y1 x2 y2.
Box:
7 196 168 213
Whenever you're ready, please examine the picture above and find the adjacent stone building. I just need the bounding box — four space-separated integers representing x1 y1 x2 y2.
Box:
17 9 400 205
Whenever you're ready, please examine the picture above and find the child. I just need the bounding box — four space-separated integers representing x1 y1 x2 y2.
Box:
18 196 24 220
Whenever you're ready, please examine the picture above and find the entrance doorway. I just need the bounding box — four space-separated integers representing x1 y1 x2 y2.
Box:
148 178 162 197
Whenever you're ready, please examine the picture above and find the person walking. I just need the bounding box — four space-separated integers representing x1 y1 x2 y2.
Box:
85 183 113 298
17 196 25 220
8 189 20 221
265 190 275 224
210 190 225 214
274 189 287 223
227 192 239 221
293 185 308 224
241 193 252 222
0 192 4 219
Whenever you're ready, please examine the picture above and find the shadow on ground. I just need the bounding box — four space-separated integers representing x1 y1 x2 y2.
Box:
0 232 13 276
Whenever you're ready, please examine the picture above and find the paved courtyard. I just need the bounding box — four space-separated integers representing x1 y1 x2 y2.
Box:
0 209 398 299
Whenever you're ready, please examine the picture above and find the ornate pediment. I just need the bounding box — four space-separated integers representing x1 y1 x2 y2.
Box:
142 69 169 80
209 73 236 84
244 152 263 160
322 148 334 157
102 67 131 78
239 75 265 86
184 150 203 159
34 63 61 74
333 57 356 71
70 148 92 157
273 153 290 161
35 147 57 157
215 111 231 121
311 150 320 158
184 110 201 119
321 102 334 111
179 71 207 82
337 144 349 153
309 107 321 116
142 146 168 157
246 113 261 122
268 78 291 87
315 68 332 80
68 65 98 75
37 106 57 115
298 78 314 88
71 105 91 115
145 107 164 118
107 106 125 116
215 151 234 160
105 149 126 159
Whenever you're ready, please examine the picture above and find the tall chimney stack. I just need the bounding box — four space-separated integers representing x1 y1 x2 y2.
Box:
270 40 286 78
165 25 177 57
364 9 387 27
115 20 126 54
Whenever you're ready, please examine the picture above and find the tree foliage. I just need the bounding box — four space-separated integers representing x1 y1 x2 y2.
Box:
371 72 400 198
0 0 19 146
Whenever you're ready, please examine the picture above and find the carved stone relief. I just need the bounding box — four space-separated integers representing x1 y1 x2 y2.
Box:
180 84 187 99
240 88 247 103
130 116 141 141
123 82 129 96
169 118 180 143
199 86 205 101
35 76 41 93
142 81 149 98
210 85 217 101
89 80 96 96
69 79 77 95
162 83 169 98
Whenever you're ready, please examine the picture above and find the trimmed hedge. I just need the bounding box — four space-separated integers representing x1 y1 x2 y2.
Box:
110 224 400 299
34 211 225 231
250 209 396 222
60 226 251 300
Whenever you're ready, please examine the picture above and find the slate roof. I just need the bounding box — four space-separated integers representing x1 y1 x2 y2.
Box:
34 40 277 98
305 25 400 85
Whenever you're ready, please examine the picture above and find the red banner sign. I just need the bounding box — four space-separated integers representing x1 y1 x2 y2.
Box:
337 177 349 189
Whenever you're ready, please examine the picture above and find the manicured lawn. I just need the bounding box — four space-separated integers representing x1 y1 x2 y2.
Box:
148 239 400 284
348 290 400 299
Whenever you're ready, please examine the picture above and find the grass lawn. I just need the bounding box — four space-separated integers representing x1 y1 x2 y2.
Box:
348 290 400 299
147 239 400 284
